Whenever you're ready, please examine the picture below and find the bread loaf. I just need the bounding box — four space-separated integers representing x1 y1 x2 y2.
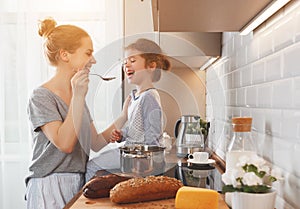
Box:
83 173 132 198
110 176 183 204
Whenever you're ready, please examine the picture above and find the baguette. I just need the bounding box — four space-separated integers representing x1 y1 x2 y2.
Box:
110 176 183 204
83 173 132 198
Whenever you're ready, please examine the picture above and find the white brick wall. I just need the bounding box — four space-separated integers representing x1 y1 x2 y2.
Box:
206 2 300 209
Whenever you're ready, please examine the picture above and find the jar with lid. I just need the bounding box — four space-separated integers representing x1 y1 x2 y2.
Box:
226 117 256 171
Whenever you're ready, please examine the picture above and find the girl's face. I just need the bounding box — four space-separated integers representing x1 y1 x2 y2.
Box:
68 36 96 72
123 49 152 85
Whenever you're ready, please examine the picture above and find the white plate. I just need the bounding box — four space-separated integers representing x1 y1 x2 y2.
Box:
187 158 216 164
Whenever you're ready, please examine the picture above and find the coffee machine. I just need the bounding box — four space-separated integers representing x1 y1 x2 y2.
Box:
174 115 205 158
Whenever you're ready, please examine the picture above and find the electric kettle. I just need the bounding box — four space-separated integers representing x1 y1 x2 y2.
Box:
174 115 204 157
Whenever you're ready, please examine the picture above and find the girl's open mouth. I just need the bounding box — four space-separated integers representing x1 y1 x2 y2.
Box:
126 70 135 77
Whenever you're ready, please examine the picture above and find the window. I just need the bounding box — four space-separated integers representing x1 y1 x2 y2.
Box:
0 0 123 208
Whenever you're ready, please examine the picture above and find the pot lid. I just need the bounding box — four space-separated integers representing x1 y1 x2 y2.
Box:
119 144 165 154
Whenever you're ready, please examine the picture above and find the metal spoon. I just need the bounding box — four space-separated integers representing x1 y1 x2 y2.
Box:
89 73 116 81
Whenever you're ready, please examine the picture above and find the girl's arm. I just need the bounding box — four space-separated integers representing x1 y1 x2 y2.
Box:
91 95 131 151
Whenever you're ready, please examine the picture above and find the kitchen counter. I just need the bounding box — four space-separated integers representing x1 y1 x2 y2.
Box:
67 193 229 209
64 148 228 209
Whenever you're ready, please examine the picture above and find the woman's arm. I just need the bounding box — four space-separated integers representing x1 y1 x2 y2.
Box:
41 70 89 153
90 123 109 152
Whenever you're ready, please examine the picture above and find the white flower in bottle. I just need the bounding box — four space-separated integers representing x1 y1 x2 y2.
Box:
242 172 263 186
232 168 245 187
222 154 282 194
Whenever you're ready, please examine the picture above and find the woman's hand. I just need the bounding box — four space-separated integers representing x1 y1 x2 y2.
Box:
71 69 89 98
110 129 122 143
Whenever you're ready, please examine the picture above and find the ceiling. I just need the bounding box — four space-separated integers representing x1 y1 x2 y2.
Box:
152 0 273 32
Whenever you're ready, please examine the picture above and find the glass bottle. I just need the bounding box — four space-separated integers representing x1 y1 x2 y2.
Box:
226 117 256 171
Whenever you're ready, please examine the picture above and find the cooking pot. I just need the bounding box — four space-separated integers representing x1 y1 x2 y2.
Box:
119 145 165 177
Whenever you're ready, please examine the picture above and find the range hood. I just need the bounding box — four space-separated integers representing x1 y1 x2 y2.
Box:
124 0 221 69
124 0 283 70
151 0 273 32
150 0 288 69
157 32 221 69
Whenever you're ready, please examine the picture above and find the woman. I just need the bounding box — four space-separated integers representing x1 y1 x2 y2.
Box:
25 17 125 209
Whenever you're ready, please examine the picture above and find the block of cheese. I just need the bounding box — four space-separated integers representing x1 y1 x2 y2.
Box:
175 186 218 209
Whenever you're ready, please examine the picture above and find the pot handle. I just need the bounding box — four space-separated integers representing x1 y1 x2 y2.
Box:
174 119 181 138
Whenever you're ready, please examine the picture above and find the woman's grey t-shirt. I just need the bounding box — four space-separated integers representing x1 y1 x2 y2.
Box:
25 87 92 184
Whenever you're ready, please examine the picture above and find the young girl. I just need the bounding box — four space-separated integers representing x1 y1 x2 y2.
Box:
85 39 171 180
25 17 121 209
111 38 171 145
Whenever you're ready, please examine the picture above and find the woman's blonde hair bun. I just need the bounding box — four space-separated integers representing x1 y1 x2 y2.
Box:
38 17 57 38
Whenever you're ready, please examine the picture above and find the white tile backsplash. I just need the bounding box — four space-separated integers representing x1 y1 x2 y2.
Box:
233 33 242 50
231 70 241 88
236 87 246 106
296 11 300 42
283 42 300 77
251 109 266 132
272 136 293 171
281 110 300 139
272 79 293 108
206 3 300 208
294 77 300 107
240 65 252 86
245 86 257 107
247 36 260 63
291 141 300 177
227 89 236 106
225 73 233 89
265 54 282 82
257 84 272 107
260 134 274 161
273 16 295 51
252 61 265 84
241 32 253 47
264 109 282 137
258 28 274 58
236 47 247 68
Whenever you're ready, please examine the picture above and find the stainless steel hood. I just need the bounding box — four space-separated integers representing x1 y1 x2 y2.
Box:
151 0 273 32
157 32 221 69
124 0 277 69
150 0 275 69
124 0 222 69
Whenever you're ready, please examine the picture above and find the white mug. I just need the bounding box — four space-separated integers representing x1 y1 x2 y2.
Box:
191 152 209 162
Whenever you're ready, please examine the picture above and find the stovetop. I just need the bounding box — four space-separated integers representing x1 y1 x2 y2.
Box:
164 161 224 192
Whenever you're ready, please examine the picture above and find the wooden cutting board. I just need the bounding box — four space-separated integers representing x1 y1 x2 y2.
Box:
68 193 229 209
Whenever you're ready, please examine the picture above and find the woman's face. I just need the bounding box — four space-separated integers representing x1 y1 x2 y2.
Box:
69 36 96 72
123 49 152 85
